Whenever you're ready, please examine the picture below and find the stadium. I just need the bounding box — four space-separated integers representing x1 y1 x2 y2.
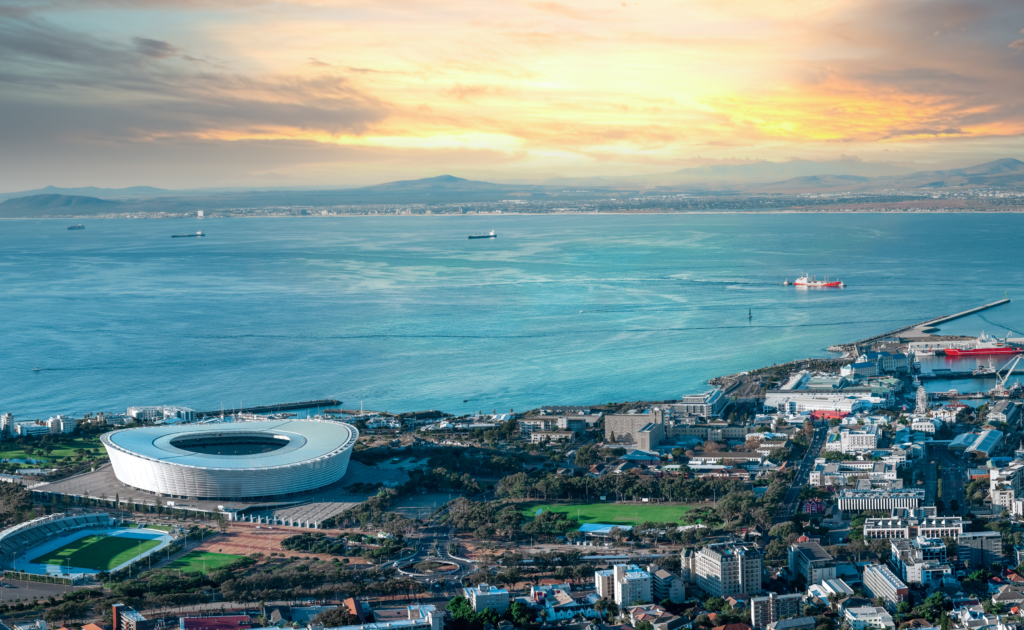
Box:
101 419 359 501
0 513 172 579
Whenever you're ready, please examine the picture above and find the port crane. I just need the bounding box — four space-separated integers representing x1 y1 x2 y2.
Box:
991 355 1023 396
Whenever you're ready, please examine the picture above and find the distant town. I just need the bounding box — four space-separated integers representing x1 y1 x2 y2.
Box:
1 302 1023 630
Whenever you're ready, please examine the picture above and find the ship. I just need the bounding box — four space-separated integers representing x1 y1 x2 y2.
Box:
784 274 844 288
945 331 1023 357
67 224 85 230
973 358 997 376
468 230 496 239
172 231 205 238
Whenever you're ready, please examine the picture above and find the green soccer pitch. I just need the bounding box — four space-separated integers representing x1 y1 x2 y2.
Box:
164 551 245 573
30 535 162 571
519 501 695 524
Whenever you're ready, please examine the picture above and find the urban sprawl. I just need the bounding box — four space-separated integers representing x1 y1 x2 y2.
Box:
2 310 1024 630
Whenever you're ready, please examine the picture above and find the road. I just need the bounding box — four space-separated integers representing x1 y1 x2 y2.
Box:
773 425 828 525
390 523 478 598
934 442 967 515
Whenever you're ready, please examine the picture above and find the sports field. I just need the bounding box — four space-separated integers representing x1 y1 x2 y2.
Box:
165 551 244 573
31 535 162 571
519 501 694 524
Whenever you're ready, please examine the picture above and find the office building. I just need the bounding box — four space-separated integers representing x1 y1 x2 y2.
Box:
466 584 510 614
861 565 908 608
837 489 924 512
862 508 963 540
674 391 725 418
958 531 1003 568
810 460 897 487
889 538 952 586
750 592 802 629
788 542 836 586
696 543 762 597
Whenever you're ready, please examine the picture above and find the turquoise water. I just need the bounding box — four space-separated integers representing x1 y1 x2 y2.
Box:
2 213 1023 418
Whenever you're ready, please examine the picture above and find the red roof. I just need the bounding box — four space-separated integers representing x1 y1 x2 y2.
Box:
181 616 251 630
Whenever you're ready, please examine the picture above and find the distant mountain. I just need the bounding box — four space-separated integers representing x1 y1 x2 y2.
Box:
365 174 508 190
0 194 120 212
753 174 873 193
0 185 171 201
643 159 910 187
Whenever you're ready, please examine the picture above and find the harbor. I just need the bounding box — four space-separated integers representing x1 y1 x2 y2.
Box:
193 398 341 419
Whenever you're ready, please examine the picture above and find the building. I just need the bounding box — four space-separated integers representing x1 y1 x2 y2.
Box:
14 422 51 438
989 401 1021 426
519 418 552 435
788 542 836 586
990 462 1024 512
843 607 895 630
530 430 575 444
750 592 802 629
809 460 897 487
613 563 652 605
467 583 510 614
647 565 686 603
859 351 911 374
102 420 358 501
312 606 443 630
674 391 725 418
688 453 765 466
842 362 880 379
540 589 603 622
766 619 816 630
680 548 697 584
627 604 684 630
45 415 76 434
837 489 924 512
862 508 963 540
695 543 762 597
0 412 13 437
596 569 615 599
949 430 1004 458
557 416 588 435
606 413 662 447
958 531 1003 569
837 426 880 453
764 392 874 415
112 604 155 630
889 537 952 586
861 565 908 608
911 419 939 434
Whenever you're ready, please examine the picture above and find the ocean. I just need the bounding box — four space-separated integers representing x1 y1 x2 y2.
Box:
2 213 1023 418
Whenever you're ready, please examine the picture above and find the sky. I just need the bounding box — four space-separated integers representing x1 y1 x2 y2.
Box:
2 0 1024 190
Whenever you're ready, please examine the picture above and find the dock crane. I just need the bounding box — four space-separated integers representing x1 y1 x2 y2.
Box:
991 355 1023 396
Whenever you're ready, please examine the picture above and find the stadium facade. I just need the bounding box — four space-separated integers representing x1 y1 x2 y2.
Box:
101 420 358 500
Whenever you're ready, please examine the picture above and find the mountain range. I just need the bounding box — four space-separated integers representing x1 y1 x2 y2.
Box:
1 158 1022 216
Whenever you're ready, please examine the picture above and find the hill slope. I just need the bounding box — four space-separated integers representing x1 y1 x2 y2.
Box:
0 194 120 216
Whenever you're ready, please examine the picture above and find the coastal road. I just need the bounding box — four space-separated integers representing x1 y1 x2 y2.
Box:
773 425 828 525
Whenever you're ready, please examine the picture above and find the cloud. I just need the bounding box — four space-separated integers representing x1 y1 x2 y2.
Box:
132 37 179 58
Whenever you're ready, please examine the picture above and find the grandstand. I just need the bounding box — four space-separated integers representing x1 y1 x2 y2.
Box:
0 513 112 567
243 496 363 528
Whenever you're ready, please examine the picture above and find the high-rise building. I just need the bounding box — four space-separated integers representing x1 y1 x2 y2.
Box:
647 564 686 603
788 542 836 586
750 592 803 629
958 531 1003 569
696 543 762 597
466 584 510 614
613 564 652 606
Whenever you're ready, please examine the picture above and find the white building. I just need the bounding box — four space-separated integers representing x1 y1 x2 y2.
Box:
1 412 14 436
45 415 76 434
862 508 964 540
764 392 875 415
810 460 897 487
15 422 51 438
647 565 686 603
862 564 908 608
613 564 652 606
859 351 911 374
695 543 762 597
910 419 939 434
843 606 895 630
889 537 952 586
750 592 802 629
838 489 924 512
466 583 510 613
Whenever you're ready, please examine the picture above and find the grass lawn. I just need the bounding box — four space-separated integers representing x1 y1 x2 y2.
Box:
145 525 175 532
165 551 244 573
31 535 161 571
518 501 695 525
0 435 105 464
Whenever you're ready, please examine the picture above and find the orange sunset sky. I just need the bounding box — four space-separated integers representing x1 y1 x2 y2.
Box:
2 0 1024 188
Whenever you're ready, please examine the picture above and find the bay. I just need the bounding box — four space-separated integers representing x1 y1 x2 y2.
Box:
1 213 1022 418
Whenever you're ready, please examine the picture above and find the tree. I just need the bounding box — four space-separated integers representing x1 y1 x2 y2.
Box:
897 602 911 615
636 622 654 630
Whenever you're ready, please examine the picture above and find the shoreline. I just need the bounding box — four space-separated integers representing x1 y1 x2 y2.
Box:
4 208 1024 220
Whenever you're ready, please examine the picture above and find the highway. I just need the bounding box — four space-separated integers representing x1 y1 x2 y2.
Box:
773 425 828 525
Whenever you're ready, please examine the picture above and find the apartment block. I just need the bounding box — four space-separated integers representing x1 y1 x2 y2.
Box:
467 584 510 614
695 543 762 597
613 564 653 606
750 592 802 629
647 565 686 604
958 531 1003 569
861 564 908 608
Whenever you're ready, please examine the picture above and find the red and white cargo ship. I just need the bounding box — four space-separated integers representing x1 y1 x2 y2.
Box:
784 274 845 288
944 331 1023 356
